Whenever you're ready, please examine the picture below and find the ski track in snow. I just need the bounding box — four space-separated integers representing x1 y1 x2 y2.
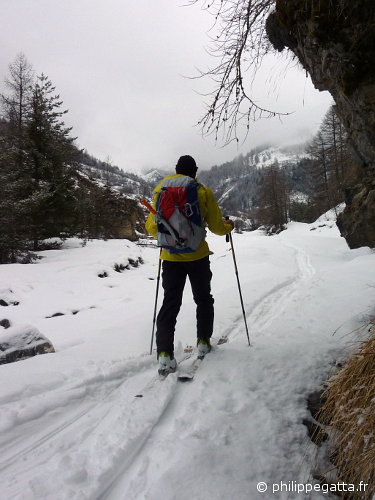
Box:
227 238 315 338
1 346 196 500
2 360 176 499
1 238 316 500
101 239 319 499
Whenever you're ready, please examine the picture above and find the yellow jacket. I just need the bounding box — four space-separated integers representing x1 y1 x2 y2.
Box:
145 174 232 261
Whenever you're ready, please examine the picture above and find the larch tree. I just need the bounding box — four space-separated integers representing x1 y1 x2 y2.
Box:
257 161 289 232
0 54 35 262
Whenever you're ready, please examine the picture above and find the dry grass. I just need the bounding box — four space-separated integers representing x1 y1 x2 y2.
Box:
318 322 375 498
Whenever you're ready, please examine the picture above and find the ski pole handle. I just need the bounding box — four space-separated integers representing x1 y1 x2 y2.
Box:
140 199 156 215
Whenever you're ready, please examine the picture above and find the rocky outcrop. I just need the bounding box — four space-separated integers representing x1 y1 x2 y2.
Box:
117 200 145 240
266 0 375 248
336 175 375 248
0 324 55 365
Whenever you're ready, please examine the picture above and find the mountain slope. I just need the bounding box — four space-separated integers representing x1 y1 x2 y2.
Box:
81 144 312 217
78 150 153 198
198 144 313 215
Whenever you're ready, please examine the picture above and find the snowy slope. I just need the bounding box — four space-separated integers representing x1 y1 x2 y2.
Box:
0 223 374 500
140 169 166 185
249 143 307 169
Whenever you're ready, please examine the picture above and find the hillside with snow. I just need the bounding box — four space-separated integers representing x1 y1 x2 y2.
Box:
197 144 313 215
82 144 313 218
0 217 374 499
78 150 152 198
246 143 308 169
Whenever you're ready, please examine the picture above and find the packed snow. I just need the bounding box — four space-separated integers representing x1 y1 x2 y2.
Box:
0 220 374 500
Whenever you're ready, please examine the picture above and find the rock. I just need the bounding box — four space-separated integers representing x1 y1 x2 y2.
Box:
307 389 327 420
302 418 328 446
337 176 375 248
304 389 329 446
0 289 20 307
45 312 65 318
267 0 375 248
0 319 11 329
0 324 55 365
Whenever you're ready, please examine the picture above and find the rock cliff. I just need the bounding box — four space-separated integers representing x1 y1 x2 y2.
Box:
266 0 375 248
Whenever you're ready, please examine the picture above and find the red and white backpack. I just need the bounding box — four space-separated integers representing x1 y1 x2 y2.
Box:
155 176 206 253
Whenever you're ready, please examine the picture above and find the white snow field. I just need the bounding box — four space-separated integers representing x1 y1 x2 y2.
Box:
0 218 374 500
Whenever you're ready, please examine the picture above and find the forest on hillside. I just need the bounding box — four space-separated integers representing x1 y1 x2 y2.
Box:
0 54 144 264
0 53 357 262
198 105 356 232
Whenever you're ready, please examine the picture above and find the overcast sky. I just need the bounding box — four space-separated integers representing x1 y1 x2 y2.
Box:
0 0 332 173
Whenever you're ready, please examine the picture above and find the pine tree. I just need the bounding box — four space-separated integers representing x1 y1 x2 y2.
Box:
24 73 79 247
0 63 80 261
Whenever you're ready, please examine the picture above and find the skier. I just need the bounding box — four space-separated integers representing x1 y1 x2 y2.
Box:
145 155 234 376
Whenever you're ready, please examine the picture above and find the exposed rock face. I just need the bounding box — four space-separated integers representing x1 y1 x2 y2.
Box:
117 201 145 241
0 324 55 365
337 176 375 248
266 0 375 248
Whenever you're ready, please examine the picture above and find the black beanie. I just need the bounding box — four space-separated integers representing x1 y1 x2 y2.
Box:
175 155 198 178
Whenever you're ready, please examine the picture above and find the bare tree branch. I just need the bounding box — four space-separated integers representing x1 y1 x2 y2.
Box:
187 0 290 143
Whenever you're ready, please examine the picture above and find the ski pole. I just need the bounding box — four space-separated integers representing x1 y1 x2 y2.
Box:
140 200 162 355
226 218 251 346
150 248 162 355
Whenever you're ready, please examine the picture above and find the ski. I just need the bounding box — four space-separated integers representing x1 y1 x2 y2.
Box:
155 336 229 382
177 356 204 382
177 335 228 382
158 371 175 381
158 352 193 381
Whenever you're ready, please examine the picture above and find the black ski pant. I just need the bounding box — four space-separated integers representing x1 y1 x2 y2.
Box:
156 256 214 357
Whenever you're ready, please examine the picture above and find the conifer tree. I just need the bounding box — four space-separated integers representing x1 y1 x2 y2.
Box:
24 73 79 247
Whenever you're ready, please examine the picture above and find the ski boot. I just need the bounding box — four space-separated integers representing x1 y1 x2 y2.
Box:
197 338 211 359
158 352 177 377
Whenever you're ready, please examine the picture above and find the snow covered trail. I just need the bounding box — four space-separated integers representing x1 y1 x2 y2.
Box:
0 223 374 500
101 230 324 500
1 357 165 498
243 239 315 335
